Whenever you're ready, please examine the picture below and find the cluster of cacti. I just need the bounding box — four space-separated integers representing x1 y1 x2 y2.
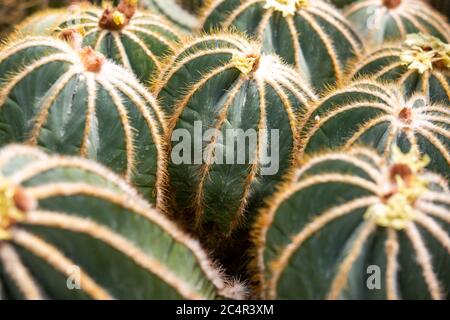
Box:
0 0 448 300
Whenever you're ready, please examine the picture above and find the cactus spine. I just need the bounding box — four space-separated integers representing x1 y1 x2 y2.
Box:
252 146 450 299
0 145 245 300
59 0 181 81
0 36 167 207
154 32 316 243
200 0 364 92
349 33 450 104
344 0 450 46
301 80 450 179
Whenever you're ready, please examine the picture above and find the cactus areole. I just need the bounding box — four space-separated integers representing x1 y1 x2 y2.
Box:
99 0 138 31
383 0 402 9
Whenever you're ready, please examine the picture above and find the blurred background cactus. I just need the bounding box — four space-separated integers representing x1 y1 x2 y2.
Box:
0 0 77 38
429 0 450 17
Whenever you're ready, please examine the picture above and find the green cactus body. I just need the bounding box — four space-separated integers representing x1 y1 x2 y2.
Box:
344 0 450 47
301 80 450 179
348 34 450 104
0 145 245 300
200 0 364 92
0 37 167 207
154 33 316 241
141 0 199 33
59 0 181 82
252 146 450 299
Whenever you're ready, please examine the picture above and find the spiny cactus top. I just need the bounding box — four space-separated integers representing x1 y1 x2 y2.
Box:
59 0 181 82
301 80 450 179
349 33 450 104
0 36 167 207
344 0 450 46
252 146 450 299
0 145 245 300
142 0 199 32
200 0 364 92
154 32 316 243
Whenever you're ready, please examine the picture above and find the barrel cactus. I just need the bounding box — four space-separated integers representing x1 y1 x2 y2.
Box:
348 33 450 104
59 0 181 82
200 0 364 92
252 146 450 299
301 80 450 179
0 144 245 300
141 0 199 33
344 0 450 46
0 36 167 207
154 32 316 243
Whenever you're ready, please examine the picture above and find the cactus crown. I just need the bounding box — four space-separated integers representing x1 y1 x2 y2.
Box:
99 0 138 30
58 1 181 81
253 146 450 300
301 80 450 179
365 146 430 230
347 36 450 104
400 33 450 73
